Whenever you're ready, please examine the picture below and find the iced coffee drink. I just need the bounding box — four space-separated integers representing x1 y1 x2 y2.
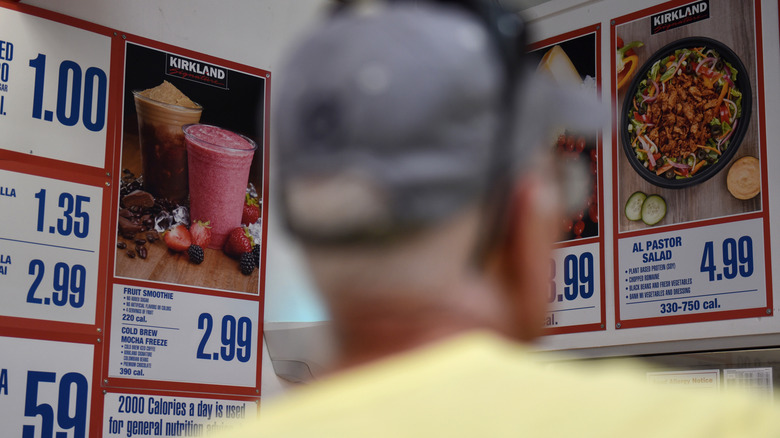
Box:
183 124 257 249
133 81 202 203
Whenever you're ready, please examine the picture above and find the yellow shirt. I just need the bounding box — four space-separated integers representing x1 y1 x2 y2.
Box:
224 332 779 437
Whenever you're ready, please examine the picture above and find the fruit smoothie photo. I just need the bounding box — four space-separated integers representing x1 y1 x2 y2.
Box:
183 124 257 248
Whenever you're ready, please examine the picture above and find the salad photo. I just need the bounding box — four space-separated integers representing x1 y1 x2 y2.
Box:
613 0 762 232
622 38 750 188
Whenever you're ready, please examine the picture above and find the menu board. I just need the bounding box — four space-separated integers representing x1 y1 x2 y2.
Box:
0 337 96 438
610 0 771 329
528 25 606 334
0 3 267 436
0 7 112 169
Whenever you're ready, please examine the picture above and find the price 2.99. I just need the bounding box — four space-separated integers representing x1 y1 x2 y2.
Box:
196 313 252 363
549 252 594 303
27 259 85 308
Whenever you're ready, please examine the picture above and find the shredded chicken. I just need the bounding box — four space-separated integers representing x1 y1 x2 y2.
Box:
645 71 719 159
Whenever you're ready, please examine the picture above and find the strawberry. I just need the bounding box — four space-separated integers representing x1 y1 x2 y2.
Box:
163 224 192 252
241 194 261 225
190 220 212 248
224 226 254 258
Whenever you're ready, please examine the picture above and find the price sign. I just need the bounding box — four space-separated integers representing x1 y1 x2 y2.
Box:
617 218 767 323
108 284 258 387
0 169 102 324
546 242 602 329
0 336 93 438
0 7 111 168
103 393 257 437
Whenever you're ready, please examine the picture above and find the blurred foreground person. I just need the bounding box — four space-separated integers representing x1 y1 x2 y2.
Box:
222 1 779 437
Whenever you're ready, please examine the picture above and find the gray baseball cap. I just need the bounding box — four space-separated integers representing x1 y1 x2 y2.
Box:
275 1 597 243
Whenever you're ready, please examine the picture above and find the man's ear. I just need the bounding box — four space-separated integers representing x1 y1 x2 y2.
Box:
491 173 561 342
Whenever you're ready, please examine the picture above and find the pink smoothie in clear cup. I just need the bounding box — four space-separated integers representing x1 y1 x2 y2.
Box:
183 124 257 249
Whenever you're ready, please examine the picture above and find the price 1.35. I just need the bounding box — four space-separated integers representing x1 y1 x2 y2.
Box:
549 252 595 303
23 371 89 438
28 53 107 132
196 313 252 363
700 236 754 282
34 189 90 238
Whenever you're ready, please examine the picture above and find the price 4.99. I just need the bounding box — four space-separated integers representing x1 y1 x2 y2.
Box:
700 236 754 282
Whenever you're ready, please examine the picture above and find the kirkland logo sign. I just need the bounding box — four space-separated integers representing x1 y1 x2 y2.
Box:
166 54 228 88
651 0 709 34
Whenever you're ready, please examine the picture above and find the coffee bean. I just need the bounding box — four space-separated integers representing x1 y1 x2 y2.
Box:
117 242 127 249
137 246 148 259
135 239 146 245
127 250 136 258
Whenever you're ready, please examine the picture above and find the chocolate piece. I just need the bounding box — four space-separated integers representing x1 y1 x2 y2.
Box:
118 216 144 236
122 190 155 208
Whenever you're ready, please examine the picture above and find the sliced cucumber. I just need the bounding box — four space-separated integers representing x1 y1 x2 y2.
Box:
641 194 667 225
625 191 647 221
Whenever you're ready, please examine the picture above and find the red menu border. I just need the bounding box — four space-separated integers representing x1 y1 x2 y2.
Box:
99 31 270 397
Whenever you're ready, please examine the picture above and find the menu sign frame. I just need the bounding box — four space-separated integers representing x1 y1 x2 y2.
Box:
610 0 772 329
528 24 606 335
0 2 268 436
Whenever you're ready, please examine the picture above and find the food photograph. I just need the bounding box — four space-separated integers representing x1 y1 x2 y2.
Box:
530 32 600 241
114 42 267 294
614 0 762 232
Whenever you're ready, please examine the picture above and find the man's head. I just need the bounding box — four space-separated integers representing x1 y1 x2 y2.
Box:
274 1 561 348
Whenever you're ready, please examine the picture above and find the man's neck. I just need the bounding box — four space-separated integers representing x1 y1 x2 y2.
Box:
326 277 509 372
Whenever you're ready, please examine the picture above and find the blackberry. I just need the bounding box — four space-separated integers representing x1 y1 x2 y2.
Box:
252 244 260 267
188 245 204 264
240 252 255 275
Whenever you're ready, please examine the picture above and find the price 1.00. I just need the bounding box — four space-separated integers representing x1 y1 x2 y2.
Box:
23 371 88 438
34 189 90 238
196 313 252 363
27 259 85 308
28 53 107 132
549 252 595 303
700 236 754 282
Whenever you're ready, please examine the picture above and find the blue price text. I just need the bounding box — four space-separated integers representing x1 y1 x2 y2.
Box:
196 313 252 363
